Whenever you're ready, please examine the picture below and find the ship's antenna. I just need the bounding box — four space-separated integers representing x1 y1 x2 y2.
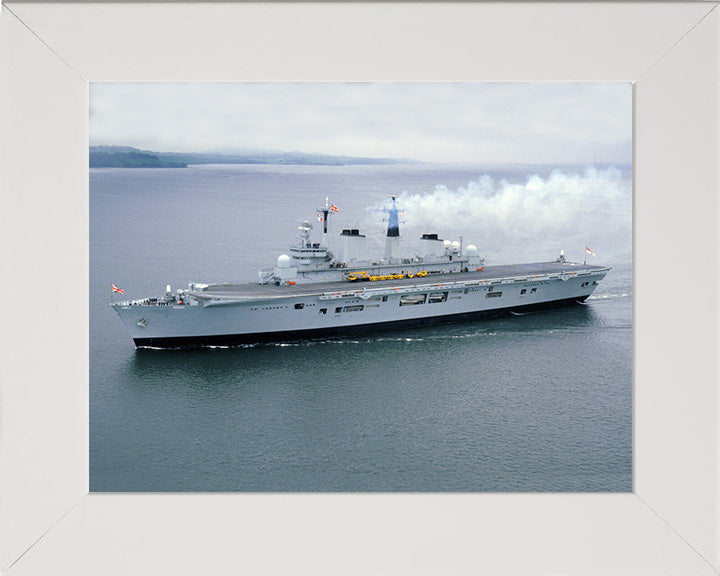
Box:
317 197 336 249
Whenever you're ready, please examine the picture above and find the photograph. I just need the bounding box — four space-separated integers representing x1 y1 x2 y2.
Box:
90 82 632 492
6 2 718 572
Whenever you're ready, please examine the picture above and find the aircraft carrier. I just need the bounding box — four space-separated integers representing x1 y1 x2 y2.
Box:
111 197 610 348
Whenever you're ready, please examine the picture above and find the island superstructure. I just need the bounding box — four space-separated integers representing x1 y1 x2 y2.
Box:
111 197 610 348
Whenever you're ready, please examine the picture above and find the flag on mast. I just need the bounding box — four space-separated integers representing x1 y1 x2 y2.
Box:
331 204 339 212
585 246 597 257
111 283 125 294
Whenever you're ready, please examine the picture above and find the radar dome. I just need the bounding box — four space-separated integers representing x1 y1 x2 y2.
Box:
451 241 461 251
277 254 291 268
443 240 452 248
465 244 478 257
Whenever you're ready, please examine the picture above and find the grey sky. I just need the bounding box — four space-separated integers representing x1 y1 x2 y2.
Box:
90 83 631 165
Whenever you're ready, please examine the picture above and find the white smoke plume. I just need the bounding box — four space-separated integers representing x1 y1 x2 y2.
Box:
365 167 632 265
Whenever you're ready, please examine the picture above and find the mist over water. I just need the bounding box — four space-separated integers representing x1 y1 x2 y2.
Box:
91 163 632 492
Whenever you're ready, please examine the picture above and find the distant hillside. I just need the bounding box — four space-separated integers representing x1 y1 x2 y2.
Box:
90 147 187 168
89 146 406 168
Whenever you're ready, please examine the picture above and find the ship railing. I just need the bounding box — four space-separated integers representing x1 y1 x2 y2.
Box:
114 297 174 307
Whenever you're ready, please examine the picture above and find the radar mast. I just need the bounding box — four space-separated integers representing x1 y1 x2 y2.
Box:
317 196 336 249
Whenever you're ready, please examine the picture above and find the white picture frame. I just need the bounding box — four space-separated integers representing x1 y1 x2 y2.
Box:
1 2 718 574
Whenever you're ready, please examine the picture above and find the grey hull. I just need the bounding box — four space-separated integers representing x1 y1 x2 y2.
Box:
132 294 589 348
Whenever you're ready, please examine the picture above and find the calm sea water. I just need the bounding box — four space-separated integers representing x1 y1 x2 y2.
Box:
90 164 632 492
